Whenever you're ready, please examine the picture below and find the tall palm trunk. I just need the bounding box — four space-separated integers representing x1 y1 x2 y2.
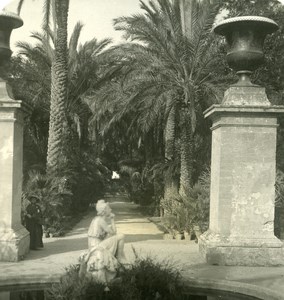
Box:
163 102 179 215
179 108 194 198
46 0 69 174
144 129 154 167
178 0 195 198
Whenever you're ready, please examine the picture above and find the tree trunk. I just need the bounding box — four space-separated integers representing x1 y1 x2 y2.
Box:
144 129 154 166
179 109 194 198
46 0 69 174
162 103 179 215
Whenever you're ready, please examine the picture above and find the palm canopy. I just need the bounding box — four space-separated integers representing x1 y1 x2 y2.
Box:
113 0 222 132
83 0 224 207
13 19 114 154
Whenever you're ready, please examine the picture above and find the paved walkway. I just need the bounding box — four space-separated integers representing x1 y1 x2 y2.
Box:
0 199 284 300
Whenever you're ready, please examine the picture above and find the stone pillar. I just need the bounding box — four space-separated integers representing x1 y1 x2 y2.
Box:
0 81 29 261
199 85 284 266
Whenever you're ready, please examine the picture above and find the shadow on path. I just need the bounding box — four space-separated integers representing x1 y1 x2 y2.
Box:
17 198 163 260
125 233 164 243
23 237 88 260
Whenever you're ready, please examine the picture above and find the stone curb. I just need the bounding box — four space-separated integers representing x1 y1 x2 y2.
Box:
0 274 61 289
1 272 283 300
182 275 284 300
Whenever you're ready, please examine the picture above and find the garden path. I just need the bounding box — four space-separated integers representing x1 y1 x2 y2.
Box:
0 197 202 287
0 197 284 300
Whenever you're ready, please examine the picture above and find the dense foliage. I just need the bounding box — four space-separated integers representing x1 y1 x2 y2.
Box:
85 0 225 229
46 254 184 300
9 0 284 237
10 2 114 234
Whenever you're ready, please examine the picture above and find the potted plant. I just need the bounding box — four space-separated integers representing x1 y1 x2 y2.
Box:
43 226 50 238
161 215 176 239
181 182 210 242
48 227 56 238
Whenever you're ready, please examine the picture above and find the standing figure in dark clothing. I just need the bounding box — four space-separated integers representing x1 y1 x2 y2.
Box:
25 195 44 250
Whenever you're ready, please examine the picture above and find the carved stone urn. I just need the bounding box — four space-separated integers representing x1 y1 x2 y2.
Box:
214 16 278 86
0 10 23 67
0 10 23 65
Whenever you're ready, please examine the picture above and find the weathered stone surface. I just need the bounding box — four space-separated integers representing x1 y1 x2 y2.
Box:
200 230 284 266
0 87 29 261
222 85 270 106
0 227 30 261
200 104 284 266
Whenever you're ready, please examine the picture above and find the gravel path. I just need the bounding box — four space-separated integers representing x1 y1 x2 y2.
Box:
0 198 284 300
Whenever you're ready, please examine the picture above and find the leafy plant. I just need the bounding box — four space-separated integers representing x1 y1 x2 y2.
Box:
161 169 210 235
46 251 184 300
275 169 284 208
46 265 102 300
118 254 182 300
22 170 73 235
161 214 180 235
274 169 284 238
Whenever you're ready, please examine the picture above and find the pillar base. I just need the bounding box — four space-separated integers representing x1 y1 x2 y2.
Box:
199 230 284 266
0 226 30 261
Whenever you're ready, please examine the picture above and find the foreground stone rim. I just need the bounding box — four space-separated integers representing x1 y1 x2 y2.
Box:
0 272 283 300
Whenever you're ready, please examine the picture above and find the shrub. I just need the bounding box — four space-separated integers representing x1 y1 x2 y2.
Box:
46 253 184 300
118 252 182 300
275 170 284 238
22 170 73 235
160 169 210 236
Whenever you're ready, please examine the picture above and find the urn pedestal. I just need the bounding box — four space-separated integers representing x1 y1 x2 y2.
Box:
0 11 29 261
199 16 284 266
0 82 30 261
199 102 284 266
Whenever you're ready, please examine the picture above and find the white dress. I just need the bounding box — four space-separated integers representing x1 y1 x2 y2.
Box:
82 216 119 282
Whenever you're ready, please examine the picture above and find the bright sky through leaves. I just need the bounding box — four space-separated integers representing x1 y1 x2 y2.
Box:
3 0 142 52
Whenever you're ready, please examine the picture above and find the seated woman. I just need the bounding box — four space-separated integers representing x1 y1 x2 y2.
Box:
79 199 126 283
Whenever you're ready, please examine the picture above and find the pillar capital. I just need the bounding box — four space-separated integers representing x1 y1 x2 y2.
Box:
204 104 284 120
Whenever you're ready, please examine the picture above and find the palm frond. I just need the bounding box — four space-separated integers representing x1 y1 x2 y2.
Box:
69 21 84 60
42 0 52 32
17 0 25 15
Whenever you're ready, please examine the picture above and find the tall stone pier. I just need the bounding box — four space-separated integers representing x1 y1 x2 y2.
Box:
199 16 284 266
0 82 29 261
199 85 284 266
0 11 29 261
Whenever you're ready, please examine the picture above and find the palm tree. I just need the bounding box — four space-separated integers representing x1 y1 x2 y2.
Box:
17 0 70 175
13 20 115 164
46 0 70 174
9 14 116 227
113 0 222 205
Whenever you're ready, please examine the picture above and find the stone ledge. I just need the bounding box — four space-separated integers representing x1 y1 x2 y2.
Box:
182 275 284 300
204 105 284 119
200 230 283 248
199 232 284 266
0 274 60 289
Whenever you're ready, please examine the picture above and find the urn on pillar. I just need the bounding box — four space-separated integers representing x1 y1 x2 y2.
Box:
0 11 23 65
199 16 284 266
215 16 278 106
0 10 30 262
215 16 278 85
